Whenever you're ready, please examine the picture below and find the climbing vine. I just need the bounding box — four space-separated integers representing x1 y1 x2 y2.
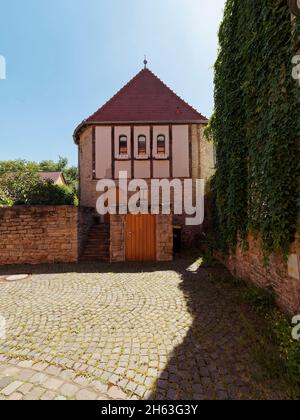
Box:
209 0 300 255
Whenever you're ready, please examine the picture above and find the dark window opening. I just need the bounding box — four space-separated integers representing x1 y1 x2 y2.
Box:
119 135 128 155
157 135 166 154
138 135 147 155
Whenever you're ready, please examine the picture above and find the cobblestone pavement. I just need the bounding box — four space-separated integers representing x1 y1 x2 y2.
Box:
0 260 290 400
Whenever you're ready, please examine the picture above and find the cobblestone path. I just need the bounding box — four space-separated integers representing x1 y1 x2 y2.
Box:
0 260 289 400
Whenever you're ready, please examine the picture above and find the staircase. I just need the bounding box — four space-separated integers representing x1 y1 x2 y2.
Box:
79 223 110 263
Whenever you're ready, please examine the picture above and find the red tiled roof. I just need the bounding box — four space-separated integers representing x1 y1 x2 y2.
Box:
85 68 207 124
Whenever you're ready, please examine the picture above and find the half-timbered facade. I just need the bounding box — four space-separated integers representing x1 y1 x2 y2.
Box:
74 67 214 261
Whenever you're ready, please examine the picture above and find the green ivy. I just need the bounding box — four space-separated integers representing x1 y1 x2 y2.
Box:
209 0 300 255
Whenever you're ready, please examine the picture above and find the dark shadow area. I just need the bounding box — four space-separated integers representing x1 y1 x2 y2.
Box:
146 257 291 401
0 260 178 277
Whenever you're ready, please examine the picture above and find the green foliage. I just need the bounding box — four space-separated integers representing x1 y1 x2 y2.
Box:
271 312 300 389
0 172 77 206
19 180 78 206
213 269 300 395
244 284 300 391
0 189 13 206
0 172 40 205
243 286 275 314
39 156 68 172
210 0 300 255
0 160 40 173
38 156 78 192
0 157 78 193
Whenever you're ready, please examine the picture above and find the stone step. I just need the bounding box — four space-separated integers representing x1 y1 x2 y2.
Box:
85 239 109 242
80 250 109 256
79 223 110 262
84 244 109 249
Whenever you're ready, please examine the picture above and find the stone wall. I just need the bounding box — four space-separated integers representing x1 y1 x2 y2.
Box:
216 235 300 314
110 214 126 263
0 206 78 265
191 124 215 183
156 214 173 261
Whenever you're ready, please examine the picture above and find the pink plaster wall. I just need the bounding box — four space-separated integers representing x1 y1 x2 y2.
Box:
153 161 170 178
172 125 190 178
115 161 132 179
134 161 151 178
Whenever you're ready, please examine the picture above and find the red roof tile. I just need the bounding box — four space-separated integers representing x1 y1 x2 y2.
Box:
85 68 207 124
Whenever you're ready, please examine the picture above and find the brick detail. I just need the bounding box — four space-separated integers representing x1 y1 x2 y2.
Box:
110 215 126 262
0 206 79 265
156 215 173 262
216 234 300 314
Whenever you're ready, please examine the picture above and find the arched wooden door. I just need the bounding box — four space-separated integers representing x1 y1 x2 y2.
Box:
125 214 156 261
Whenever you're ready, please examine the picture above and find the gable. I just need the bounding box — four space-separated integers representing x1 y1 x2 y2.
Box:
86 69 207 123
74 68 207 143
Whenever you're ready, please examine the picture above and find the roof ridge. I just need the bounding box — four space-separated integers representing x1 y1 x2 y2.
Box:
144 68 207 120
84 68 207 123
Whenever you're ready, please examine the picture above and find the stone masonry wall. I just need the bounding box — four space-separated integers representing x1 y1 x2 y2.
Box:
0 206 78 265
156 214 173 262
191 124 215 183
216 235 300 314
110 214 126 262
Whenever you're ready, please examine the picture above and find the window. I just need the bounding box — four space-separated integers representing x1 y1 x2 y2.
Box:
138 135 147 155
157 135 166 154
119 135 128 155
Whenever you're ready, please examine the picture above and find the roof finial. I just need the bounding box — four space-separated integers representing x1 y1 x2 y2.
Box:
143 55 148 69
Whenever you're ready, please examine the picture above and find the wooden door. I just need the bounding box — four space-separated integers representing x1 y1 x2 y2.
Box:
126 215 156 261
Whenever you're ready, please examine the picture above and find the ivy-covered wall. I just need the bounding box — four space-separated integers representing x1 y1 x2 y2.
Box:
209 0 300 255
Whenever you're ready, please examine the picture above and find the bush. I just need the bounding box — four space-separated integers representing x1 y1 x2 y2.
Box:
0 189 13 206
0 172 78 206
271 312 300 390
0 157 79 194
19 180 78 206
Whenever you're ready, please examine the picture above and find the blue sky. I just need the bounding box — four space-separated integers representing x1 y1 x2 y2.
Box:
0 0 225 165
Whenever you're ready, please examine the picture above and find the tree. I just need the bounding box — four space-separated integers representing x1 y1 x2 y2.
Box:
0 157 78 193
0 160 39 173
0 172 78 206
